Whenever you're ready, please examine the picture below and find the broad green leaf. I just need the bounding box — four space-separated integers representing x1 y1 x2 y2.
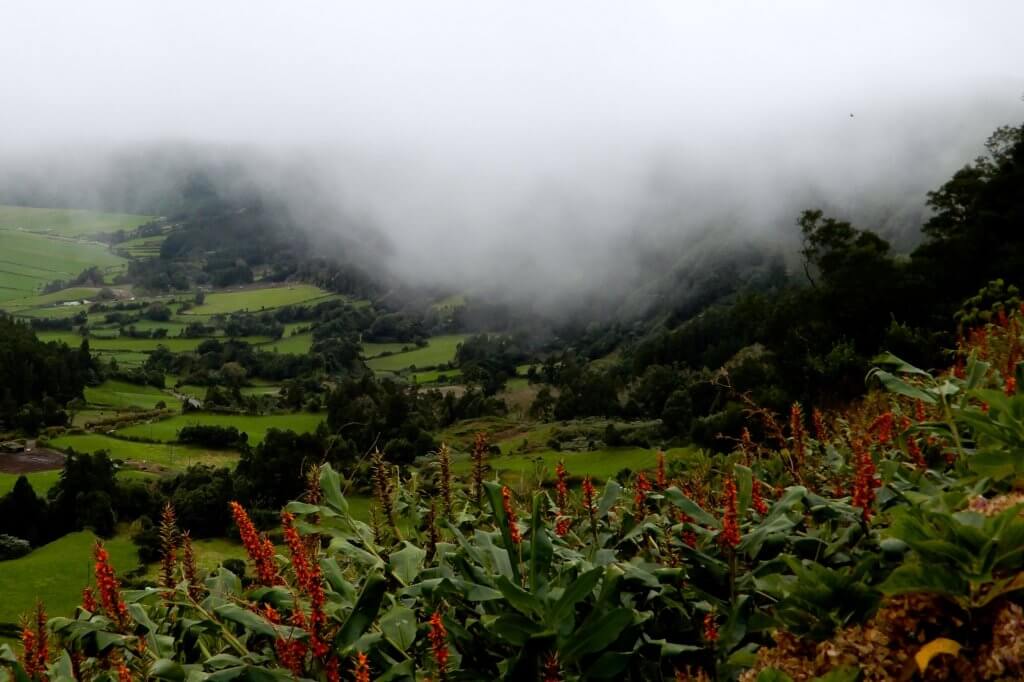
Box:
561 607 634 662
214 603 277 637
495 575 544 616
150 659 187 681
529 493 554 593
389 542 426 586
380 604 417 652
335 572 388 650
319 464 348 514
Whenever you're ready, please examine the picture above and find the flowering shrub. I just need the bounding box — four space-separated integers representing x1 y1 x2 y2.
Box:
6 309 1024 680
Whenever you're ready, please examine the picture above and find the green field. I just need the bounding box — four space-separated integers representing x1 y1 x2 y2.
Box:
47 433 238 469
0 469 62 497
262 333 313 355
37 331 271 353
0 205 151 237
115 412 324 445
362 340 417 358
0 469 157 497
0 531 138 631
0 227 127 307
185 285 336 315
365 334 469 372
114 234 166 258
85 380 180 410
410 368 463 384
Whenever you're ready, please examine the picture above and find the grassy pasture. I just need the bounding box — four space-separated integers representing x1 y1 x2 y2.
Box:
0 469 157 497
361 340 417 358
84 380 180 411
410 368 463 384
262 333 313 355
0 229 124 307
47 433 238 470
36 332 271 353
0 531 138 634
0 205 151 237
185 285 335 315
365 334 469 372
114 412 324 446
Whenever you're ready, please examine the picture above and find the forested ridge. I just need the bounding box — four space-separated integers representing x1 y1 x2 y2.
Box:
1 121 1023 680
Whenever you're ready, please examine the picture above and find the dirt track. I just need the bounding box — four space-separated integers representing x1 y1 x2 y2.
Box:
0 446 65 473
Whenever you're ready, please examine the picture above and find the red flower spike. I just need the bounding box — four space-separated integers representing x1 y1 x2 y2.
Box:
719 476 740 548
428 611 449 679
851 439 879 522
501 486 522 545
790 402 806 463
93 542 130 630
703 612 719 642
751 479 769 516
81 586 97 612
554 461 569 511
352 652 371 682
868 412 895 445
230 501 279 585
633 472 651 512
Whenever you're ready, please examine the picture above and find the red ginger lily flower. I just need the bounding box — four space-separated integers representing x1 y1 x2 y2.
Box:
429 611 449 680
230 501 279 585
94 541 130 629
718 476 740 548
501 486 522 545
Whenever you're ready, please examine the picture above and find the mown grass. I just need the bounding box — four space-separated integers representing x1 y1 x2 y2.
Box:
85 380 181 411
0 531 138 632
0 469 158 497
36 332 272 353
361 340 417 358
0 204 151 237
0 228 125 307
365 334 469 372
410 368 463 384
114 412 324 446
46 433 238 470
185 285 336 316
261 333 313 355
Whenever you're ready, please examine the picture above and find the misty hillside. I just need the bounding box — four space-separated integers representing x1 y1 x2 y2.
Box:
2 3 1024 681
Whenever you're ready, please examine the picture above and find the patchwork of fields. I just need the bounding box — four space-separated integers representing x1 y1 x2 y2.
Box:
0 205 151 310
185 284 342 315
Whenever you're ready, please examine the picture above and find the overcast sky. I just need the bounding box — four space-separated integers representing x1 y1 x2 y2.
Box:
1 1 1022 301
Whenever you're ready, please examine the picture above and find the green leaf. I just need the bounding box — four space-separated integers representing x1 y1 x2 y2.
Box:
319 464 348 514
214 603 278 637
529 493 554 593
380 604 417 652
598 480 623 518
547 566 603 627
495 575 544 616
757 671 796 682
484 481 522 583
150 659 187 681
487 613 546 646
389 542 426 586
663 487 718 527
335 572 387 650
867 368 936 404
561 607 634 662
879 563 968 599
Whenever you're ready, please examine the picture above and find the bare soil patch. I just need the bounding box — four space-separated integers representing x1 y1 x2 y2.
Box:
0 447 65 473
